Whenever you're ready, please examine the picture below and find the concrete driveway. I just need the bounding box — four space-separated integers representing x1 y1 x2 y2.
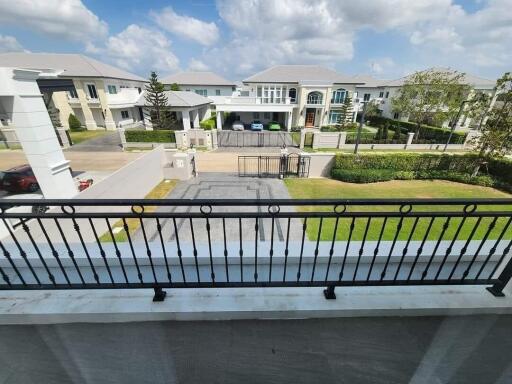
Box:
66 131 122 152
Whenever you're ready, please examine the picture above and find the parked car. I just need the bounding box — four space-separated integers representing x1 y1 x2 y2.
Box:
250 120 264 131
268 121 281 131
0 165 39 193
232 121 245 131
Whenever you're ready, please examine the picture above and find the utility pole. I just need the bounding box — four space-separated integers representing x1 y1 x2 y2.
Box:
354 101 366 154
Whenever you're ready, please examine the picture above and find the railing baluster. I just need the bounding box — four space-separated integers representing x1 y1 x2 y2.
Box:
89 218 114 284
353 217 372 281
311 217 323 282
393 217 419 281
0 262 10 286
223 218 229 283
239 218 243 282
448 217 482 280
138 217 157 284
407 217 435 281
269 216 275 282
476 217 512 279
297 218 307 282
205 217 215 284
173 218 186 284
0 240 25 285
37 218 70 285
462 217 497 280
106 219 128 283
21 221 55 285
339 217 355 281
2 218 40 284
71 218 100 284
434 215 469 280
123 218 143 283
54 219 85 284
189 218 199 283
325 216 340 282
254 217 259 283
421 217 451 281
367 217 387 281
283 217 291 282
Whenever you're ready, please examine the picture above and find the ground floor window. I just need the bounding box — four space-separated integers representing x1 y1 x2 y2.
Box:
264 112 270 119
253 112 260 119
121 110 130 119
215 89 221 96
329 110 344 124
393 112 400 119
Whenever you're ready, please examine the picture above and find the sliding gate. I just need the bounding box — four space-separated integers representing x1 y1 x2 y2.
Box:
238 154 310 178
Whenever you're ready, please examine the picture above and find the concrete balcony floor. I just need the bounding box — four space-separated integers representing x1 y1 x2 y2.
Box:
1 314 511 384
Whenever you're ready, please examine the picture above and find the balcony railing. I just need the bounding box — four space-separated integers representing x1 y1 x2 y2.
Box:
1 199 511 301
223 97 293 105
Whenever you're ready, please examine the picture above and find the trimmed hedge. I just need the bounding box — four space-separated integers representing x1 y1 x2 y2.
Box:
331 153 512 191
367 116 466 144
125 130 176 143
200 117 216 130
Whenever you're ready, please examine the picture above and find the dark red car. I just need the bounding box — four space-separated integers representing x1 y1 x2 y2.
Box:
0 165 40 193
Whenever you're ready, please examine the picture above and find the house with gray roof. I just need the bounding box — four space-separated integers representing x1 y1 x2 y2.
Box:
161 71 235 102
214 65 362 130
0 52 147 130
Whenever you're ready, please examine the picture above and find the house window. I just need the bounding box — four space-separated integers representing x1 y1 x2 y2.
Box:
137 87 142 94
307 91 323 104
385 91 389 98
215 89 221 96
379 91 384 98
232 86 236 92
363 93 371 102
195 89 207 97
393 112 400 119
68 88 78 99
87 84 98 99
119 85 128 89
253 112 260 119
264 112 270 119
288 88 297 103
121 110 130 119
185 89 190 92
329 111 344 124
240 91 250 96
108 85 117 94
331 88 346 104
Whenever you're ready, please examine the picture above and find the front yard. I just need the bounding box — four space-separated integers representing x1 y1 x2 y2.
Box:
69 129 110 144
285 178 512 241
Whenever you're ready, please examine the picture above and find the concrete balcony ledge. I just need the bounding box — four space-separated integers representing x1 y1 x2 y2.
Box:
1 284 511 325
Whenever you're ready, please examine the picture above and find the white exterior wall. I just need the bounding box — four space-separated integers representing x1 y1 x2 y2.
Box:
176 85 235 98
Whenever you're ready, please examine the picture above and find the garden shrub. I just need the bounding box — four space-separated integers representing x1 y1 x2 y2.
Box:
68 113 83 131
199 118 216 130
331 168 396 183
125 130 176 143
394 171 415 180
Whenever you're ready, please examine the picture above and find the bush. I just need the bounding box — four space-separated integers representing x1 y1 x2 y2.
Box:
125 130 176 143
68 113 83 131
331 168 396 183
395 171 415 180
200 118 216 130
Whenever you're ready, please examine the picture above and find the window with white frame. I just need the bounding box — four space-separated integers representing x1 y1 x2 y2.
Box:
121 110 130 119
331 88 346 104
215 89 221 96
329 111 344 124
379 91 384 98
67 88 78 99
288 88 297 103
257 85 288 104
87 84 98 99
307 91 323 104
385 91 389 98
195 89 207 97
107 85 117 94
363 93 371 102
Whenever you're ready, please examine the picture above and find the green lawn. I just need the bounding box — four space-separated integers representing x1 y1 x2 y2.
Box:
69 130 110 144
284 179 512 241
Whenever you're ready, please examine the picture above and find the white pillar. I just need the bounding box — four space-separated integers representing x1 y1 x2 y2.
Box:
181 110 191 131
3 68 76 198
192 109 200 128
216 111 223 130
286 111 292 131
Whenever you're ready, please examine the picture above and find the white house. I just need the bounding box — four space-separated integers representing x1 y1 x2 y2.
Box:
0 53 147 130
214 65 363 130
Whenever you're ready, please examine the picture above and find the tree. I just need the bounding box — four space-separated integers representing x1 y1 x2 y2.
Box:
144 71 170 130
474 72 512 157
391 68 471 139
382 121 389 140
170 83 180 91
363 99 380 119
341 92 354 124
48 105 62 128
68 113 82 131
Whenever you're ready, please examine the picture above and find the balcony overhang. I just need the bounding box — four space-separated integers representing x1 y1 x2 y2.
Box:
216 103 295 113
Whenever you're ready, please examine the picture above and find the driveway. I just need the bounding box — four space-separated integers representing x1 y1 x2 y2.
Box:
66 132 122 152
133 173 302 243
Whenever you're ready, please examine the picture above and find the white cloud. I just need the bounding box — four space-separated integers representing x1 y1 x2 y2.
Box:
188 59 210 71
0 0 107 42
0 35 27 53
150 7 219 46
367 58 395 74
87 24 180 76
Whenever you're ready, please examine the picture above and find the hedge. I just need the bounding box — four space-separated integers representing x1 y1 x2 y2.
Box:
366 116 466 144
200 117 216 130
125 130 176 143
331 153 512 191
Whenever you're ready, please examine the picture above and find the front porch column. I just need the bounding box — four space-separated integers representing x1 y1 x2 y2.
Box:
216 111 223 130
181 109 191 131
192 109 200 128
286 111 292 131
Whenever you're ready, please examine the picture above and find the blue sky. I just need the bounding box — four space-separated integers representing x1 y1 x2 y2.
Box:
0 0 510 81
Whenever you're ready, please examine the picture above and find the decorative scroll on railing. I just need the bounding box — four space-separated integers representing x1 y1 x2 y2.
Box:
1 199 511 301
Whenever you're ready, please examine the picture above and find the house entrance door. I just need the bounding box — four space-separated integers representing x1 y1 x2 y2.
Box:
305 109 315 127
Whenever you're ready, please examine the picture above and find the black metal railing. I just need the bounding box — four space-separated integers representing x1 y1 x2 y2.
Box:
238 155 310 178
1 199 511 301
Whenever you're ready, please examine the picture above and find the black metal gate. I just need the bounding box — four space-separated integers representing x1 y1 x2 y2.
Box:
218 131 299 147
238 154 310 178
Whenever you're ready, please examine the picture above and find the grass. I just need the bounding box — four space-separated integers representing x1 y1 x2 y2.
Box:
284 178 512 241
69 129 110 144
99 179 178 242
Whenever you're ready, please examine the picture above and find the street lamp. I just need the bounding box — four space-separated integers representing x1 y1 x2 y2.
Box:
354 101 367 155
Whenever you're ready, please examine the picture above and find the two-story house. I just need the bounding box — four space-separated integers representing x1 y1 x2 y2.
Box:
0 53 147 130
214 65 362 130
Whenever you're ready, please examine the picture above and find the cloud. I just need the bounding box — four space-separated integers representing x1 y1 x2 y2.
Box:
367 58 395 74
188 59 210 71
0 0 107 42
0 35 27 53
87 24 180 76
150 7 219 46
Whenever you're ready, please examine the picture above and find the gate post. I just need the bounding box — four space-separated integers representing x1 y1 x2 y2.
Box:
300 129 305 149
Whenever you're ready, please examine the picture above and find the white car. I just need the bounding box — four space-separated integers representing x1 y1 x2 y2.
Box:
232 121 245 131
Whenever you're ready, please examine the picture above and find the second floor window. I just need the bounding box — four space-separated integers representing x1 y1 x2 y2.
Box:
385 91 389 98
363 93 371 102
379 91 384 98
215 89 221 96
87 84 98 99
195 89 207 97
331 88 346 104
289 88 297 103
68 88 78 99
307 91 323 104
108 85 117 94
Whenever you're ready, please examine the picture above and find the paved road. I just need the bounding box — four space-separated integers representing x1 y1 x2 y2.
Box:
1 315 511 383
66 132 123 152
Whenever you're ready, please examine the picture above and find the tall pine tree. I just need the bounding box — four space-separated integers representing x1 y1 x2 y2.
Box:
341 92 354 124
144 72 169 130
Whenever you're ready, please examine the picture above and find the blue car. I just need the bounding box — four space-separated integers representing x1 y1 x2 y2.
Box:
250 120 264 131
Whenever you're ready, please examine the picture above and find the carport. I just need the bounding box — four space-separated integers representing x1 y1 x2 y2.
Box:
214 101 294 131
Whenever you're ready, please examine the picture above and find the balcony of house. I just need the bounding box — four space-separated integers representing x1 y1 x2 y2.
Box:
221 96 294 105
107 88 142 110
